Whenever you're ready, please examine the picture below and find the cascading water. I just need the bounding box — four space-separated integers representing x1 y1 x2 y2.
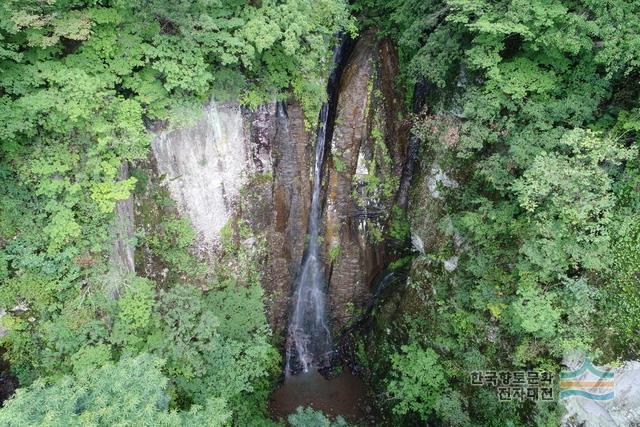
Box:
285 38 350 375
286 103 332 374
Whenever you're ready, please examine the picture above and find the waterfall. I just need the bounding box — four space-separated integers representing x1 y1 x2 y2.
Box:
286 102 332 374
286 38 350 375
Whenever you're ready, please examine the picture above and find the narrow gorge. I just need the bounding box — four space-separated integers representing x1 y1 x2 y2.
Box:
2 2 640 426
115 31 417 421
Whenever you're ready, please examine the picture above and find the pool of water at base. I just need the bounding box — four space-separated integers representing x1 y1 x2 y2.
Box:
269 367 371 424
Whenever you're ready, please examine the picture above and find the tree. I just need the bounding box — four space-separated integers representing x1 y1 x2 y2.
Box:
0 353 231 426
288 407 349 427
353 0 640 425
387 344 447 420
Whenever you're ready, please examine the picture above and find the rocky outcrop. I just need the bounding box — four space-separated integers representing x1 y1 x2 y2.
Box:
136 32 412 346
151 102 250 246
143 99 313 339
271 101 312 273
258 100 313 337
323 31 410 331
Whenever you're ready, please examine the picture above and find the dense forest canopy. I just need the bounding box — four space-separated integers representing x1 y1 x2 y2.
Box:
1 0 639 426
353 0 640 425
0 0 352 424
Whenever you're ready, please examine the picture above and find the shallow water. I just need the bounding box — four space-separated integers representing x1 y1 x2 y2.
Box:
269 368 369 423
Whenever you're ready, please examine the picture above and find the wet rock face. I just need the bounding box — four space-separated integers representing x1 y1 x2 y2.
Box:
377 38 411 173
271 101 312 265
323 31 410 332
249 103 277 173
259 100 313 338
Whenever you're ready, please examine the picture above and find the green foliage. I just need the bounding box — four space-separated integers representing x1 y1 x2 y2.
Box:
510 277 560 340
333 152 347 172
0 353 231 427
288 406 349 427
355 0 640 425
351 122 401 244
388 205 410 241
0 0 355 424
329 244 342 262
1 221 279 421
354 127 398 206
511 130 633 280
387 344 447 420
148 222 279 418
598 158 640 357
117 278 156 331
153 283 276 406
142 212 204 278
109 277 156 352
135 177 206 282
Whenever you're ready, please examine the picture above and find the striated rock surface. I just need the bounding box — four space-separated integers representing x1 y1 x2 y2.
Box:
271 101 312 275
256 100 313 338
142 99 313 339
135 33 412 347
323 31 410 332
